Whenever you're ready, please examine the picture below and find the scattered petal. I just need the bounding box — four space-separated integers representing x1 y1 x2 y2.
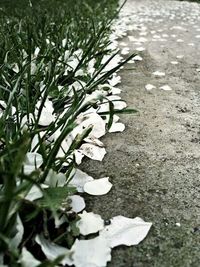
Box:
69 169 94 193
121 47 130 55
79 113 106 139
133 55 143 61
170 61 178 65
84 177 112 196
71 236 111 267
135 47 145 52
10 216 24 249
160 85 172 91
23 152 43 175
176 55 184 59
36 98 55 126
69 195 86 213
45 169 66 187
108 74 121 86
84 137 104 147
19 248 41 267
109 122 125 133
145 84 156 91
76 211 104 235
74 150 85 165
80 143 107 161
127 59 135 64
35 235 73 266
25 185 43 201
152 71 165 77
100 216 152 248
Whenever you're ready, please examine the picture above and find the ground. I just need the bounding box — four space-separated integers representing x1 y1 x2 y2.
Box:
81 0 200 266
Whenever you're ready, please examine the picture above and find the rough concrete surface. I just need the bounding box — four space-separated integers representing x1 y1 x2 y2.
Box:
81 1 200 266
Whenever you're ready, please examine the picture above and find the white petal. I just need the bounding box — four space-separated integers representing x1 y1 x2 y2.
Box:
100 216 152 248
176 55 184 59
160 85 172 91
76 211 104 235
111 87 122 94
152 71 165 77
121 47 130 55
69 195 86 213
99 97 127 113
79 113 106 139
170 61 178 65
20 248 41 267
80 143 106 161
69 169 94 193
24 152 43 174
84 177 112 196
145 84 156 91
136 47 145 52
25 185 43 201
71 236 111 267
108 75 121 87
45 169 66 187
84 137 104 147
35 235 73 265
109 122 125 133
74 150 85 165
10 215 24 249
127 59 135 64
36 98 55 126
133 55 143 61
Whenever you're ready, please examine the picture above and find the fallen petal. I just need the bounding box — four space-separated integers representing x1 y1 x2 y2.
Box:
19 248 41 267
109 122 125 133
152 71 165 77
71 236 111 267
35 235 73 265
69 195 86 213
100 216 152 248
76 211 104 235
84 177 112 196
145 84 156 91
160 85 172 91
80 143 107 161
133 55 143 61
69 169 94 193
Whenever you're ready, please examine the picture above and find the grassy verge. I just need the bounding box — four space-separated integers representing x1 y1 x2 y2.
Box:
0 0 136 266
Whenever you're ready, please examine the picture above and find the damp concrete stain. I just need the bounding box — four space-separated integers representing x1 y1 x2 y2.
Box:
81 0 200 266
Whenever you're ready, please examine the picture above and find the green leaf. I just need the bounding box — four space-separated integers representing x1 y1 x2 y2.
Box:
98 108 138 116
37 186 76 211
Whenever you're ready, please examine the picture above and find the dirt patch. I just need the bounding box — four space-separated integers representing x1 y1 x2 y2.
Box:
81 0 200 266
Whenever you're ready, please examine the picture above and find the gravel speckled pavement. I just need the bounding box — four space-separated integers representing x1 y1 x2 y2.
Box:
82 1 200 266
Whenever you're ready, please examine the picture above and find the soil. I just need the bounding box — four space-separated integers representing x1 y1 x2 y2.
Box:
81 0 200 266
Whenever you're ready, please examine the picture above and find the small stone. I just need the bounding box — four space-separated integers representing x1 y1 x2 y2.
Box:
104 219 111 226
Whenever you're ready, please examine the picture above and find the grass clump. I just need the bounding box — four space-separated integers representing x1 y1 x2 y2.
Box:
0 0 136 265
